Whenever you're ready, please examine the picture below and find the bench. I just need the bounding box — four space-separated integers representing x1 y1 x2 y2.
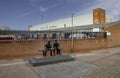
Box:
38 48 62 56
38 49 52 56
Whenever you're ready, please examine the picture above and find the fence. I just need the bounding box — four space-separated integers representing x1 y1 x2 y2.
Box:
0 30 107 40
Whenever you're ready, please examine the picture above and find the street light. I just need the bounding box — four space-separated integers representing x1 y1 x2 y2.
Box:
72 13 74 27
71 13 74 53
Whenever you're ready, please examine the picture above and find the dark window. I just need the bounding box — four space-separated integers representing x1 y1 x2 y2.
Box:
43 34 47 39
51 34 56 39
64 33 70 38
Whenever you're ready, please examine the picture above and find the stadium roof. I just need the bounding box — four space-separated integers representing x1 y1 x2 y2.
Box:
46 21 120 32
0 21 119 35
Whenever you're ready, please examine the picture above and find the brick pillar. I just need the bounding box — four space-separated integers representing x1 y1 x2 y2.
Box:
39 33 42 40
61 32 65 39
56 32 61 40
47 33 51 39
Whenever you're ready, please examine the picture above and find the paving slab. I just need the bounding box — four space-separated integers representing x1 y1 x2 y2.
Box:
0 59 39 78
33 61 97 78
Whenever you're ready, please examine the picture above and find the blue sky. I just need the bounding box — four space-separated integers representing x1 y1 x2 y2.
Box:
0 0 120 30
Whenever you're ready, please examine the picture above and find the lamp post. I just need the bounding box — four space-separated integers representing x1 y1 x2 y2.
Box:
72 13 74 26
71 13 74 53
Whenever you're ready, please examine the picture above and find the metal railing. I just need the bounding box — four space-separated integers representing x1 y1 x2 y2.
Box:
0 30 107 40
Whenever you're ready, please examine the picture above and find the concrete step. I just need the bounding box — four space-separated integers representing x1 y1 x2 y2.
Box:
28 55 75 67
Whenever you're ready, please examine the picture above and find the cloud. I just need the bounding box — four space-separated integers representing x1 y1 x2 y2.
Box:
27 0 60 12
39 6 47 12
19 0 59 18
94 0 120 21
76 0 120 21
19 9 38 17
39 3 60 12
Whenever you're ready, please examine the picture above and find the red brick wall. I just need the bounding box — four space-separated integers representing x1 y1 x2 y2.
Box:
0 40 44 59
73 38 107 52
104 22 120 47
0 38 107 59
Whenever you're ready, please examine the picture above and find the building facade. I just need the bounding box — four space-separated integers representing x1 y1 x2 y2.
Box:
29 13 93 31
0 26 10 30
29 8 113 31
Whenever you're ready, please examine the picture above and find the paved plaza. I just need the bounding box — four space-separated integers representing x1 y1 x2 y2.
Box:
0 46 120 78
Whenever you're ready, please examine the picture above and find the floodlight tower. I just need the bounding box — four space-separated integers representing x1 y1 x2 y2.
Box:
93 8 106 24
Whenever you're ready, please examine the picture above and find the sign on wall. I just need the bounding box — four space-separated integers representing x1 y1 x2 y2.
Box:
106 31 111 36
93 28 100 32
